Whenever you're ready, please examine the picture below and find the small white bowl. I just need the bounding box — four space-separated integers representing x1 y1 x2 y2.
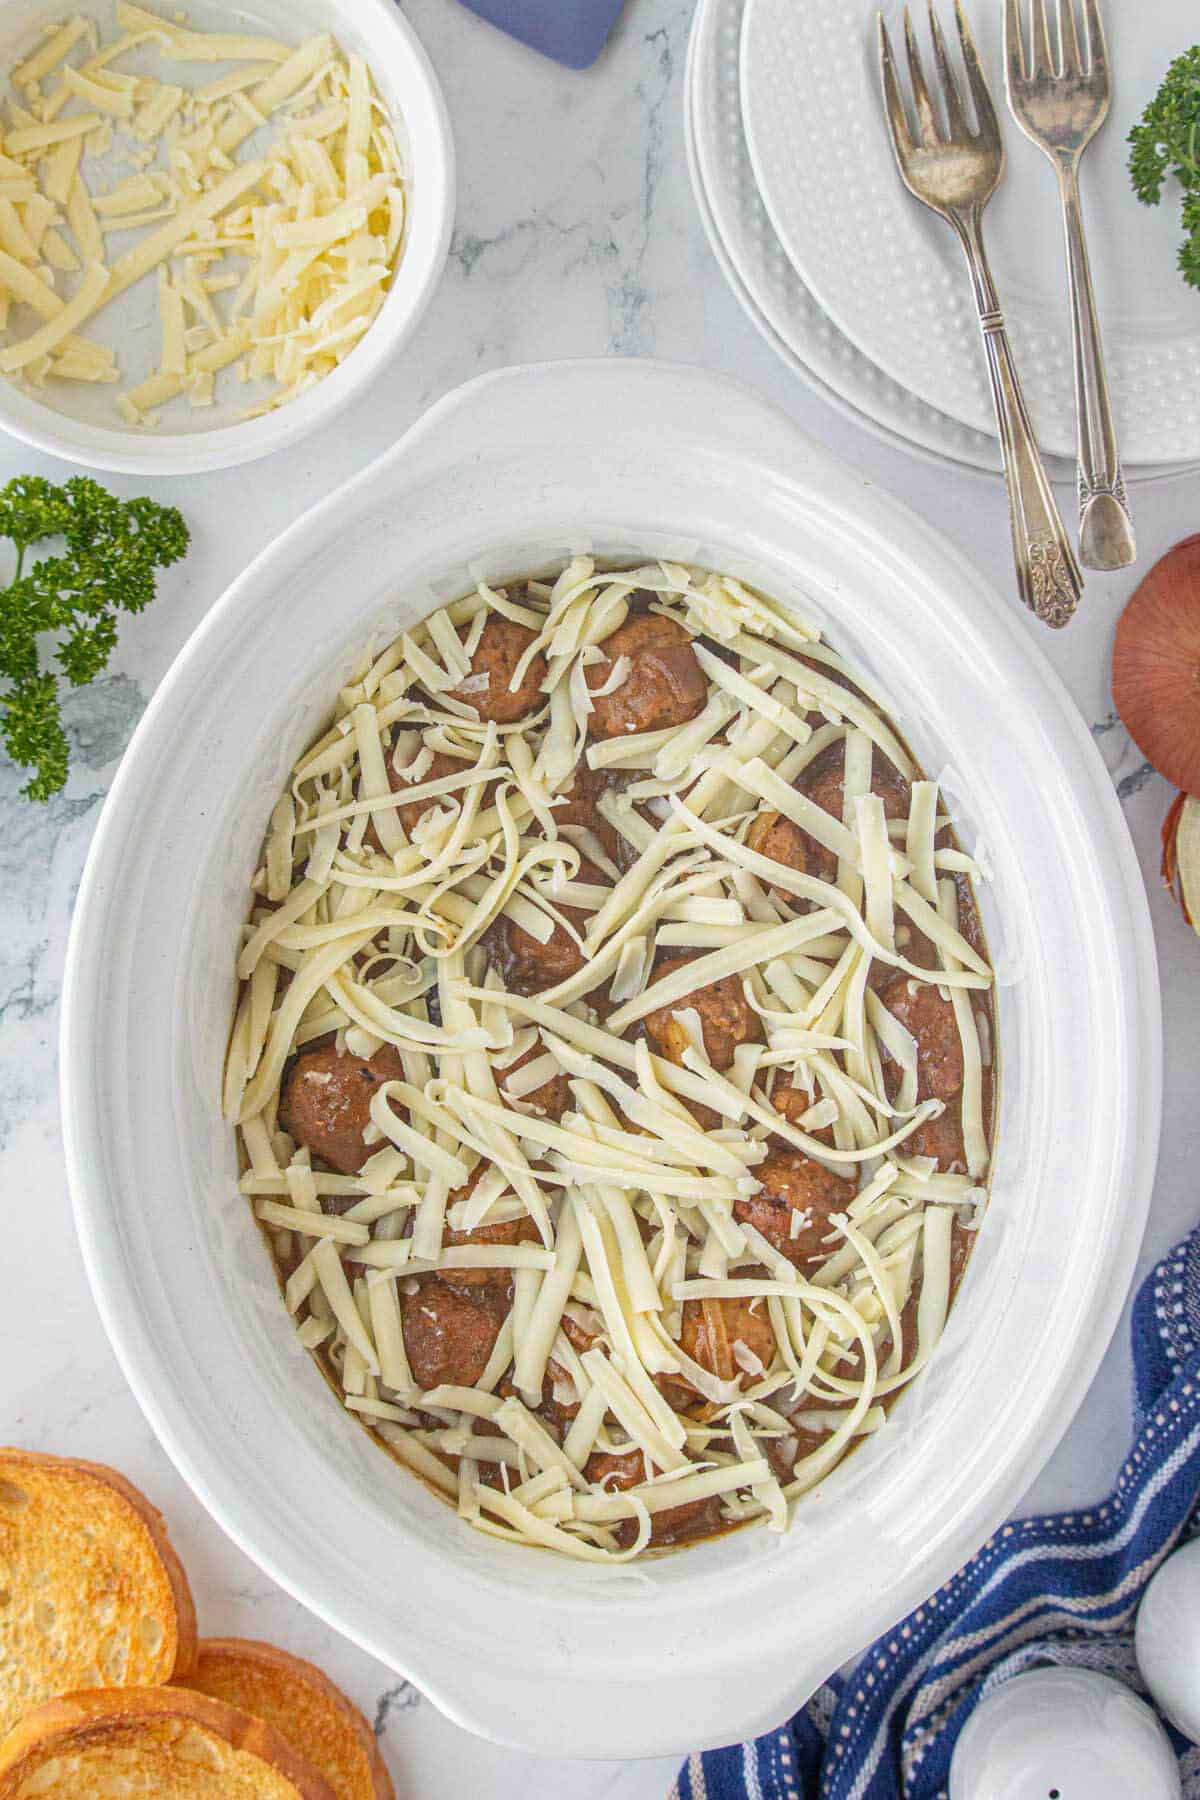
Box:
0 0 454 475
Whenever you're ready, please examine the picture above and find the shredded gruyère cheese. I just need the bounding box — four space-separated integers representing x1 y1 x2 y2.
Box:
0 4 408 420
226 560 997 1561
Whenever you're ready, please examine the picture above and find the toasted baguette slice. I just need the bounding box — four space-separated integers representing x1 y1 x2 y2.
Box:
0 1449 197 1739
177 1638 394 1800
0 1687 337 1797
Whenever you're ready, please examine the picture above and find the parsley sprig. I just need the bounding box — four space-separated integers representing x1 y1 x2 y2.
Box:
0 475 188 801
1129 46 1200 290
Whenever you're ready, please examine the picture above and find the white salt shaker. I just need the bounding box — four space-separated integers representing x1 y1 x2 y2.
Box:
1137 1537 1200 1742
948 1666 1180 1799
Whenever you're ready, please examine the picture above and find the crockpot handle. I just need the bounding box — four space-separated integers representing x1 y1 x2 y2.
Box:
396 1637 840 1760
386 358 822 479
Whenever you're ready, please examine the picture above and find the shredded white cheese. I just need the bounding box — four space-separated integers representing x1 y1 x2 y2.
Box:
0 5 410 422
227 561 996 1563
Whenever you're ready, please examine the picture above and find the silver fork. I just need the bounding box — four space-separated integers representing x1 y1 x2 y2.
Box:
1005 0 1135 571
878 3 1082 627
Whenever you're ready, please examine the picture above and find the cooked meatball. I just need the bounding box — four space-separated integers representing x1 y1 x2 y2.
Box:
451 615 547 724
866 763 913 819
537 1360 582 1426
769 1403 855 1484
586 612 707 739
881 924 938 978
680 1295 777 1385
616 1492 725 1551
447 1216 534 1279
768 1079 837 1150
595 771 663 875
486 857 605 994
678 1094 721 1132
469 1418 514 1490
643 952 760 1071
365 747 490 852
488 909 586 994
769 1079 812 1130
541 1311 602 1419
548 759 605 831
546 760 622 862
498 1039 571 1120
735 1150 854 1268
596 1443 726 1549
549 760 599 831
908 1099 967 1174
800 759 848 838
395 750 474 838
878 973 963 1102
400 1277 509 1389
586 1448 648 1491
559 1312 600 1357
745 809 809 894
441 1199 541 1293
588 1443 728 1550
279 1043 405 1175
799 754 912 882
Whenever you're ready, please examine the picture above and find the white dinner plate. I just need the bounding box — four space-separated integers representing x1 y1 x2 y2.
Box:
740 0 1200 466
687 0 1010 476
690 0 1195 482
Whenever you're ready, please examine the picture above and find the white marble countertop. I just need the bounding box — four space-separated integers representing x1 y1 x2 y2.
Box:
3 1 1199 1794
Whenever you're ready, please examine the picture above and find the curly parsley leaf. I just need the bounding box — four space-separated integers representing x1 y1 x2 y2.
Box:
0 475 189 801
1128 47 1200 289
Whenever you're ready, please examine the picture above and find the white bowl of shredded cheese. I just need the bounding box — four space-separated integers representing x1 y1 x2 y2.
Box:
60 361 1162 1757
0 0 453 472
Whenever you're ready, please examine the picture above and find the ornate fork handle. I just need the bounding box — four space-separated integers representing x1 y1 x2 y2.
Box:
952 207 1082 628
1056 158 1136 570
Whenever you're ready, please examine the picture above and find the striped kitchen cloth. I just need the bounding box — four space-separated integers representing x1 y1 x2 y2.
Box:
673 1225 1200 1799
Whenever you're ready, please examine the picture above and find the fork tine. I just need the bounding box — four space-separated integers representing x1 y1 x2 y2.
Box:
1029 0 1056 76
1081 0 1106 76
903 8 942 146
1003 0 1026 84
927 2 970 141
1057 0 1081 75
877 15 915 160
953 0 999 140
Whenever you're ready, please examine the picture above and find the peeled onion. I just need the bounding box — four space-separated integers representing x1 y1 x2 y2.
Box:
1163 791 1200 933
1112 535 1200 795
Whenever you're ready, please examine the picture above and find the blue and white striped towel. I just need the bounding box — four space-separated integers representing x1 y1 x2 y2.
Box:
674 1226 1200 1799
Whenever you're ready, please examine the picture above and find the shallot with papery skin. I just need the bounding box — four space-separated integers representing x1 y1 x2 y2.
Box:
1112 535 1200 796
1163 793 1200 934
1111 534 1200 938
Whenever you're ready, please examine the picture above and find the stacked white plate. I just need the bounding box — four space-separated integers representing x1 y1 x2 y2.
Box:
686 0 1200 480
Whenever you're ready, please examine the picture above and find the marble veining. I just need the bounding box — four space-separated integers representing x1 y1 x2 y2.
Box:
0 0 1197 1794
